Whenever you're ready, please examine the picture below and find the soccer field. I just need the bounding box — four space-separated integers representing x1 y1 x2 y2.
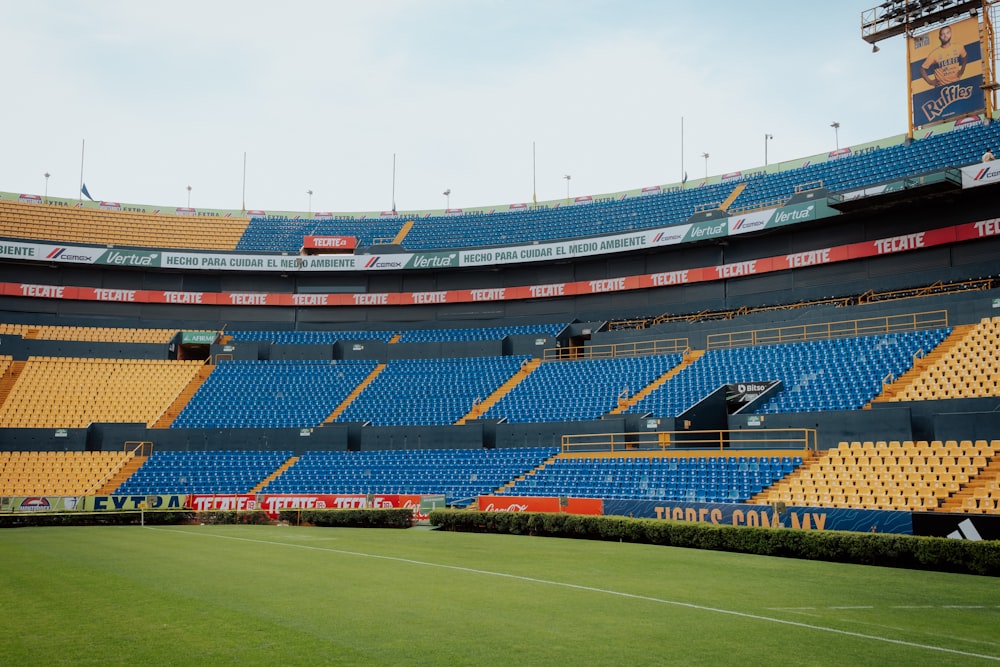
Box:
1 525 997 666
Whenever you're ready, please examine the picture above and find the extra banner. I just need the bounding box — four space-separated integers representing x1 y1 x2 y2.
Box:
910 16 984 127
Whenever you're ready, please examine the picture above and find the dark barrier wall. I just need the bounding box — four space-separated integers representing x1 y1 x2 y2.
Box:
0 336 167 361
873 397 1000 442
210 341 262 361
504 334 557 358
495 418 627 449
0 428 89 452
728 408 914 451
933 407 1000 443
271 344 334 361
359 424 484 450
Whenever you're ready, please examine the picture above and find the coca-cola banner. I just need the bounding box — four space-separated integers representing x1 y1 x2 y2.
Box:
477 496 603 515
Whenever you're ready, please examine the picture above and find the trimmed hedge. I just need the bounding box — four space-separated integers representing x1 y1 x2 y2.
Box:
429 510 1000 576
279 507 414 528
195 510 271 525
0 510 195 527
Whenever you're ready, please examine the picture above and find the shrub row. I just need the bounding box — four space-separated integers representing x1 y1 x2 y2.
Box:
0 510 195 527
195 510 271 525
429 510 1000 576
279 507 413 528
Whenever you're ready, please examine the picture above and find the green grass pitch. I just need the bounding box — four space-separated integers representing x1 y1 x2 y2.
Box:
1 525 997 666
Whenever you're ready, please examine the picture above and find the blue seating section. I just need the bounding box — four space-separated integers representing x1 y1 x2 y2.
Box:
262 447 559 505
507 454 802 502
227 330 396 344
336 356 530 426
734 121 1000 211
236 217 403 251
629 329 950 417
231 121 1000 252
399 181 737 250
171 360 378 429
226 323 567 345
484 354 684 423
116 449 292 495
396 322 565 343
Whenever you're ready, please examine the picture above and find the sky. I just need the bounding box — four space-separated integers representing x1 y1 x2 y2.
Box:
0 1 910 214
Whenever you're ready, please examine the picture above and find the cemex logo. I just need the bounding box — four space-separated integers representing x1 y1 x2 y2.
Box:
971 166 1000 182
947 518 983 541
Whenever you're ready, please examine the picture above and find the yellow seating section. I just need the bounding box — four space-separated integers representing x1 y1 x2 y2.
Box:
757 439 998 512
0 323 214 344
888 316 1000 401
0 450 133 496
0 200 248 250
0 357 205 428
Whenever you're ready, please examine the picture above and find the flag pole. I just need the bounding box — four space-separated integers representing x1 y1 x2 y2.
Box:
680 117 684 185
392 153 397 213
79 139 85 203
241 151 247 213
532 141 537 207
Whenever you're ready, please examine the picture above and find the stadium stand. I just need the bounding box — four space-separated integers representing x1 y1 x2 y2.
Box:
0 200 248 250
627 330 950 417
0 358 205 428
0 323 210 344
0 450 134 496
335 356 531 426
483 354 685 423
170 360 378 429
115 450 293 495
878 316 1000 401
260 447 559 505
1 114 999 527
755 440 998 512
502 453 803 502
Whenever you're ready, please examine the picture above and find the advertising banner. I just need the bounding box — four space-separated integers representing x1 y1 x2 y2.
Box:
910 17 984 127
302 236 357 252
477 495 604 515
604 499 914 534
911 511 1000 540
84 494 189 511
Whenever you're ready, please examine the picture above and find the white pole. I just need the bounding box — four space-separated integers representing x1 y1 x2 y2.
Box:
78 139 85 202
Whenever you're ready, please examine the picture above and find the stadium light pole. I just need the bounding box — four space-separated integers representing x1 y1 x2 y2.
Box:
831 122 840 151
186 185 192 208
307 189 313 213
701 152 709 179
564 174 571 201
764 134 773 166
443 188 451 209
44 172 50 203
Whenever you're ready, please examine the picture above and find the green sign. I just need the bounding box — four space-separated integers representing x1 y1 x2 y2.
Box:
181 331 217 344
96 249 162 267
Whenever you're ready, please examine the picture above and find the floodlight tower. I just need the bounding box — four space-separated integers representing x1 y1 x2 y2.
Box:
861 0 999 137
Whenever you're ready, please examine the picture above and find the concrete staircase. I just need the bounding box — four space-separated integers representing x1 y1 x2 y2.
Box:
324 364 386 424
871 324 974 403
153 364 214 428
250 456 299 494
455 358 541 425
607 350 705 415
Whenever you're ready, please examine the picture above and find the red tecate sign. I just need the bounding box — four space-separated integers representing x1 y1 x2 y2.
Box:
303 236 357 251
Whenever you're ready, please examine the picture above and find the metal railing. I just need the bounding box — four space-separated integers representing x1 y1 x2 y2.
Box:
561 428 817 454
542 338 689 361
705 310 948 350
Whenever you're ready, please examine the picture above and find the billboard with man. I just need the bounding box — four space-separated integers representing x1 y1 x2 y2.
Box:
909 16 984 127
